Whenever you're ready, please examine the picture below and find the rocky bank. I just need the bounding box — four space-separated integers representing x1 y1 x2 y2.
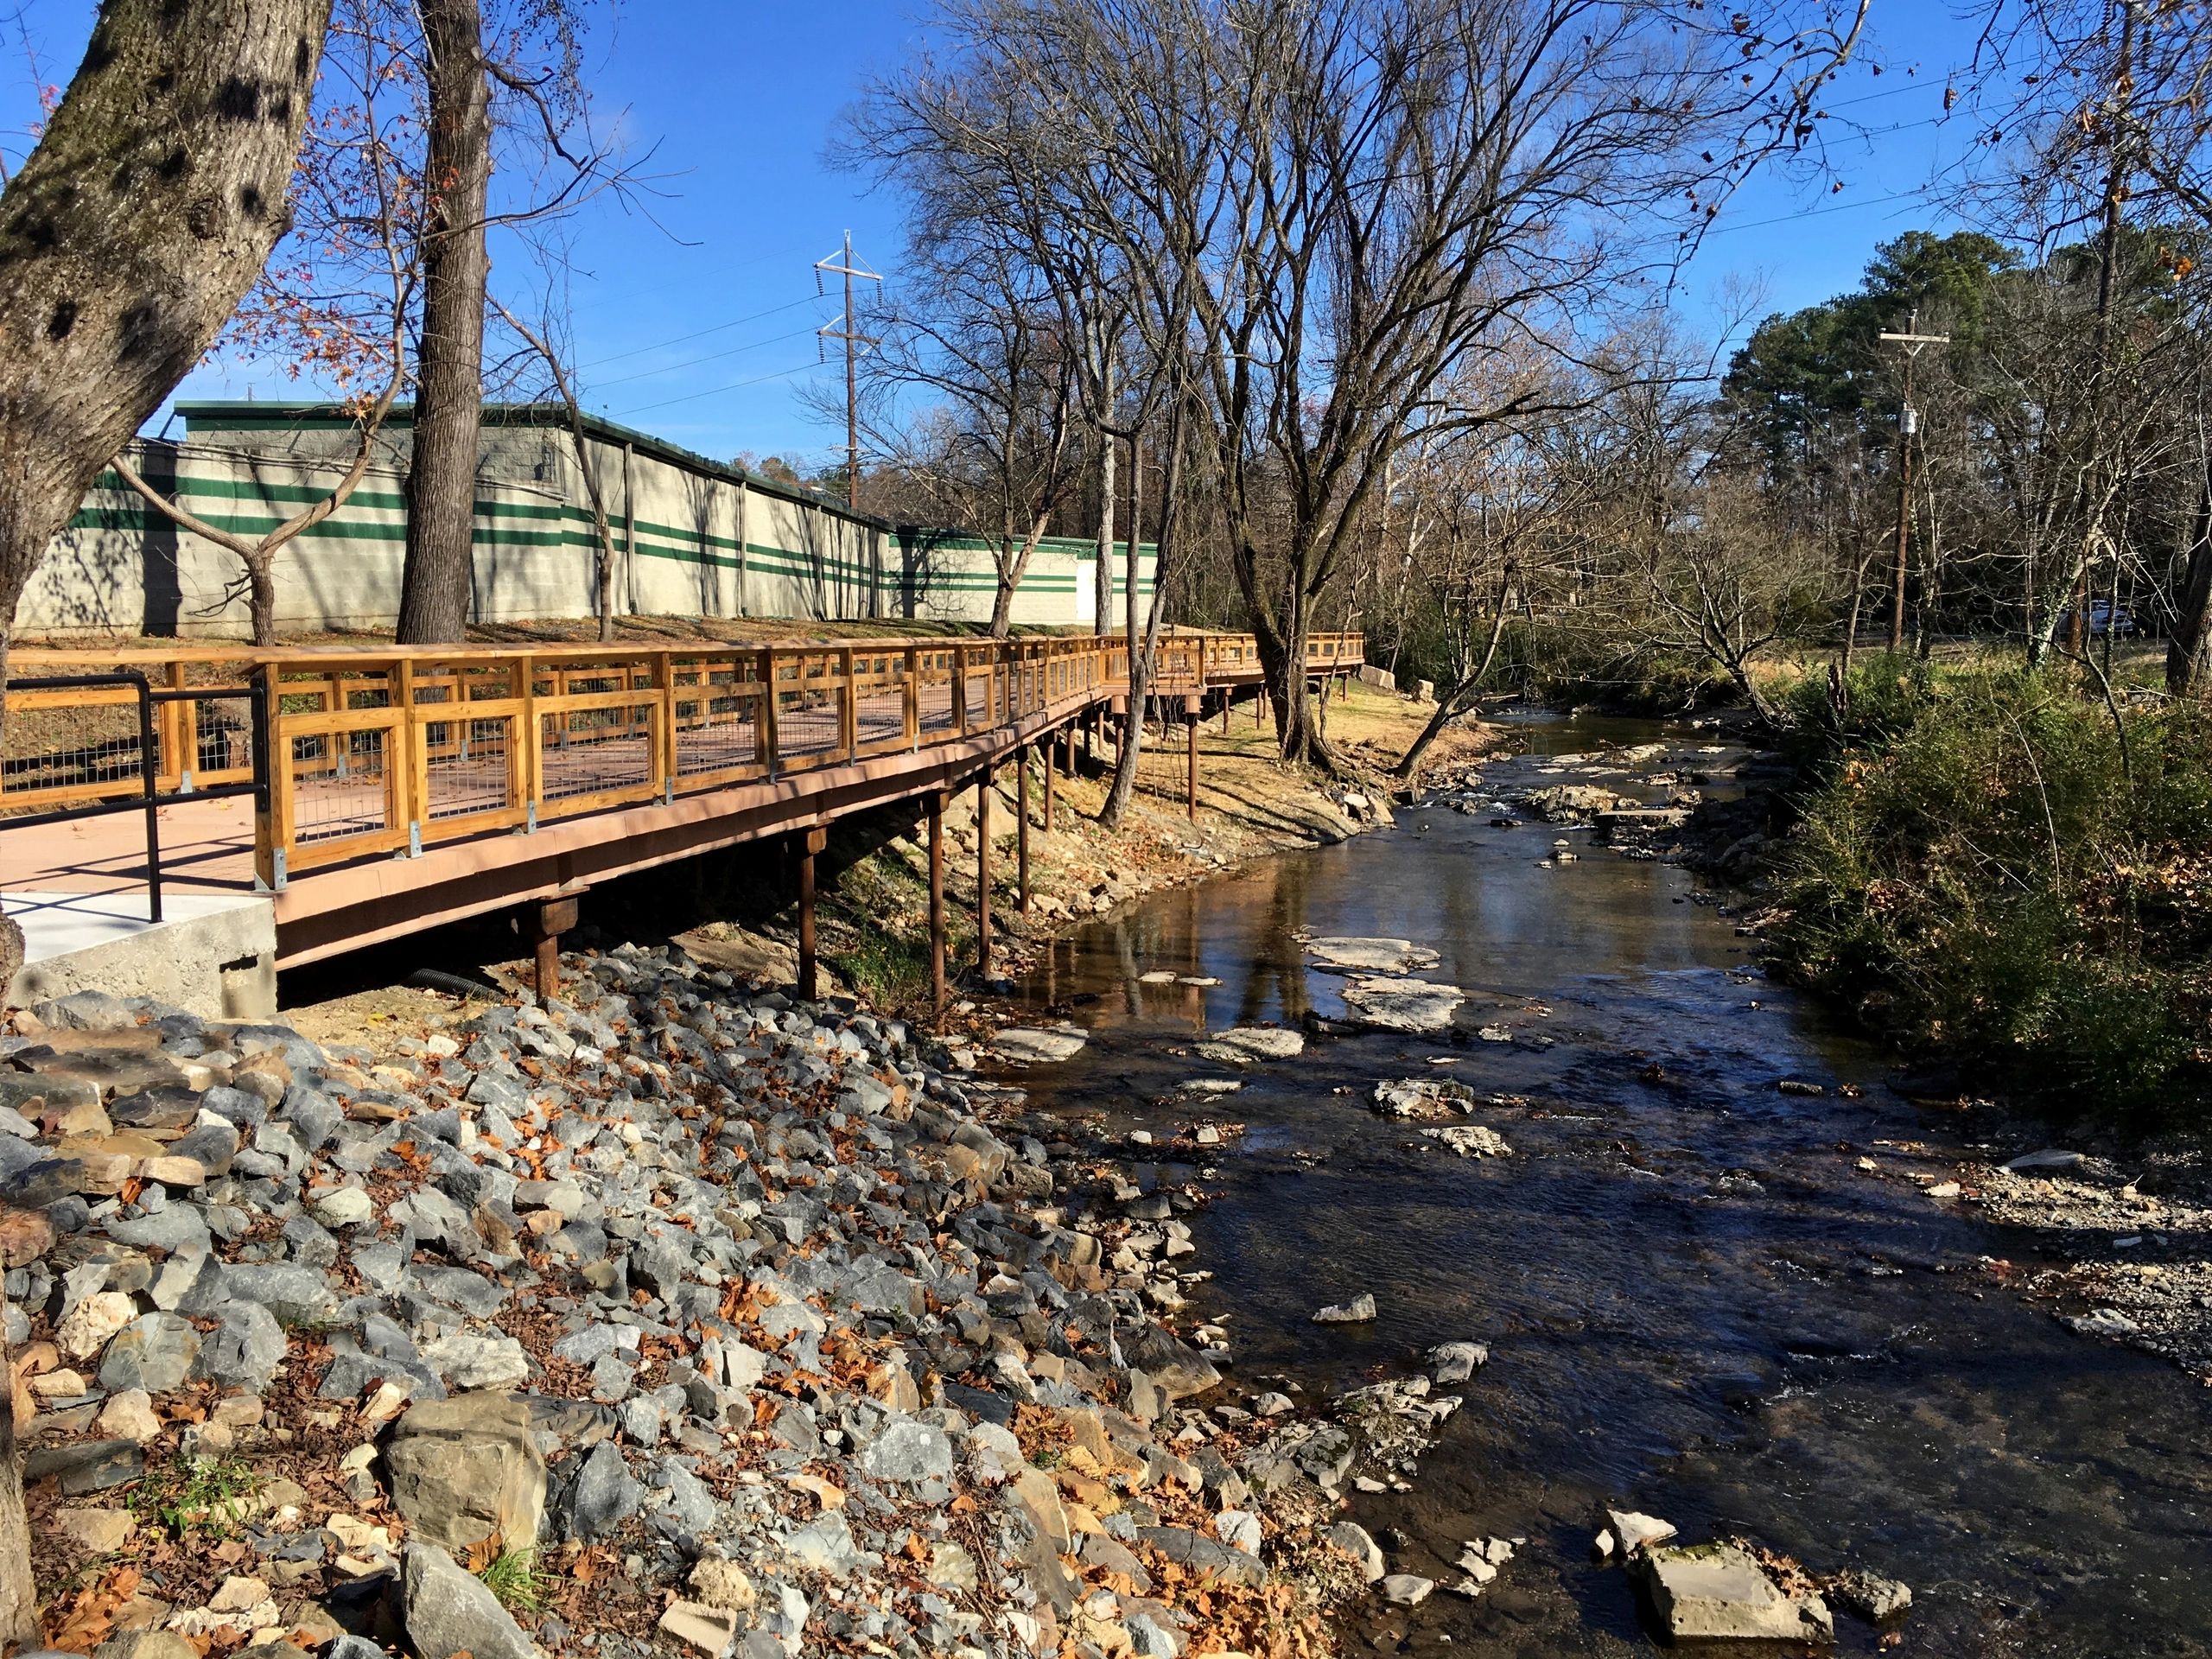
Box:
7 956 1472 1659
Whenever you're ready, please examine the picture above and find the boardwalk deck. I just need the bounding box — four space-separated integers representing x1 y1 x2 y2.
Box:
3 630 1359 969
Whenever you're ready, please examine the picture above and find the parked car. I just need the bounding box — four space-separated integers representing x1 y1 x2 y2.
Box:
2059 601 2136 638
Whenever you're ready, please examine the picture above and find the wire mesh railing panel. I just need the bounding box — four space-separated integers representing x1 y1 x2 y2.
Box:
425 715 514 820
1 691 145 810
291 728 390 843
854 673 907 748
774 687 841 762
916 661 957 736
539 704 655 802
674 673 763 777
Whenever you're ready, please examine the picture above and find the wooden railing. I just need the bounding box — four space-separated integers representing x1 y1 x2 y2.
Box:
7 630 1362 889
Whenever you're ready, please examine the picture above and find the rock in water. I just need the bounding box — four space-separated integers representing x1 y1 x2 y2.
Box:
1827 1570 1912 1623
1422 1124 1510 1158
1194 1027 1305 1064
993 1027 1088 1065
1306 938 1440 975
1428 1342 1487 1385
1372 1077 1474 1118
1602 1510 1677 1559
1381 1573 1435 1606
1340 976 1465 1033
402 1541 538 1659
1313 1294 1377 1325
1634 1544 1833 1643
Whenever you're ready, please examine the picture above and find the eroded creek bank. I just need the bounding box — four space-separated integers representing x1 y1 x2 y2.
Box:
996 711 2212 1657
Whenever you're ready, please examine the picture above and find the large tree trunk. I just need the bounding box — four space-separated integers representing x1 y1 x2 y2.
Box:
397 0 490 645
0 0 327 642
0 8 332 1638
2170 481 2212 696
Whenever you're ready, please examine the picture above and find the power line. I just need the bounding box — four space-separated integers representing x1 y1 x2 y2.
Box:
608 358 818 419
588 321 828 390
580 293 827 371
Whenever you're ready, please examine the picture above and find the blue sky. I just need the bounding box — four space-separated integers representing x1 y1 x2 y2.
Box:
1 2 1993 469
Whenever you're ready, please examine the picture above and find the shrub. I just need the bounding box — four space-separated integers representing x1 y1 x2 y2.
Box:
1772 663 2212 1127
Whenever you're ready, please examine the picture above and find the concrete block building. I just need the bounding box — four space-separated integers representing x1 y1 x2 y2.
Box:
19 402 1157 638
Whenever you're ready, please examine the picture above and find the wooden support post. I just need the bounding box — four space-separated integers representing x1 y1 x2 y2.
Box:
1043 729 1056 832
796 825 826 1001
1185 696 1201 822
1016 742 1032 914
1220 690 1230 734
928 791 947 1022
976 766 994 979
1255 686 1267 728
527 895 580 1001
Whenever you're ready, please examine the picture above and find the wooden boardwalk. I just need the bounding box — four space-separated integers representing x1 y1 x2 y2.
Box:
2 630 1359 978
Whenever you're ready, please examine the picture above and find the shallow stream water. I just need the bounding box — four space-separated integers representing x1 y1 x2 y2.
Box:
1006 712 2212 1657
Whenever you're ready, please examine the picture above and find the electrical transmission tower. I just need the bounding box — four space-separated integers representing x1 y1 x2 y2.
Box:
817 232 881 513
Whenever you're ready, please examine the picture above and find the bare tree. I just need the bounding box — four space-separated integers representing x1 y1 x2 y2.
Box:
854 241 1084 636
0 5 333 1637
111 0 416 645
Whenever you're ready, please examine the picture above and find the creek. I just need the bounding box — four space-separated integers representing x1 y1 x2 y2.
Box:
1005 712 2212 1656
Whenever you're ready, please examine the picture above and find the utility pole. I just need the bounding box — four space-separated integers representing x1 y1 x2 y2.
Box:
817 232 881 513
1878 310 1949 652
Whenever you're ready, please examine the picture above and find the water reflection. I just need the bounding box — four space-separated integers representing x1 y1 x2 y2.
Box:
1008 715 2212 1657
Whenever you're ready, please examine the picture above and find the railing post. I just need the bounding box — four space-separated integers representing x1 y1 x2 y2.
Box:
254 664 292 891
162 660 189 791
760 648 781 778
904 645 920 749
394 658 424 855
952 645 969 736
520 654 542 829
840 645 858 760
131 673 162 922
657 650 678 799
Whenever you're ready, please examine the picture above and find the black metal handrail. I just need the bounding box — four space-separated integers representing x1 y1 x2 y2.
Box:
4 671 270 923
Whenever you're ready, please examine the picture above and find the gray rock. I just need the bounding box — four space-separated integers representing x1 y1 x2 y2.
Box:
401 1541 537 1659
201 1300 287 1390
1340 976 1465 1033
1325 1522 1385 1583
651 1459 718 1541
1827 1570 1912 1623
781 1511 866 1578
862 1419 953 1483
1381 1573 1434 1607
561 1440 642 1541
105 1205 211 1255
223 1263 339 1325
97 1313 200 1393
1305 938 1440 974
34 990 134 1031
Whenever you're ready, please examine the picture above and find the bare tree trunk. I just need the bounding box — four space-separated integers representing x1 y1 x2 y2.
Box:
397 0 490 645
1395 571 1511 780
0 9 331 1636
251 556 277 646
1103 422 1177 829
1094 365 1116 634
2171 468 2212 695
